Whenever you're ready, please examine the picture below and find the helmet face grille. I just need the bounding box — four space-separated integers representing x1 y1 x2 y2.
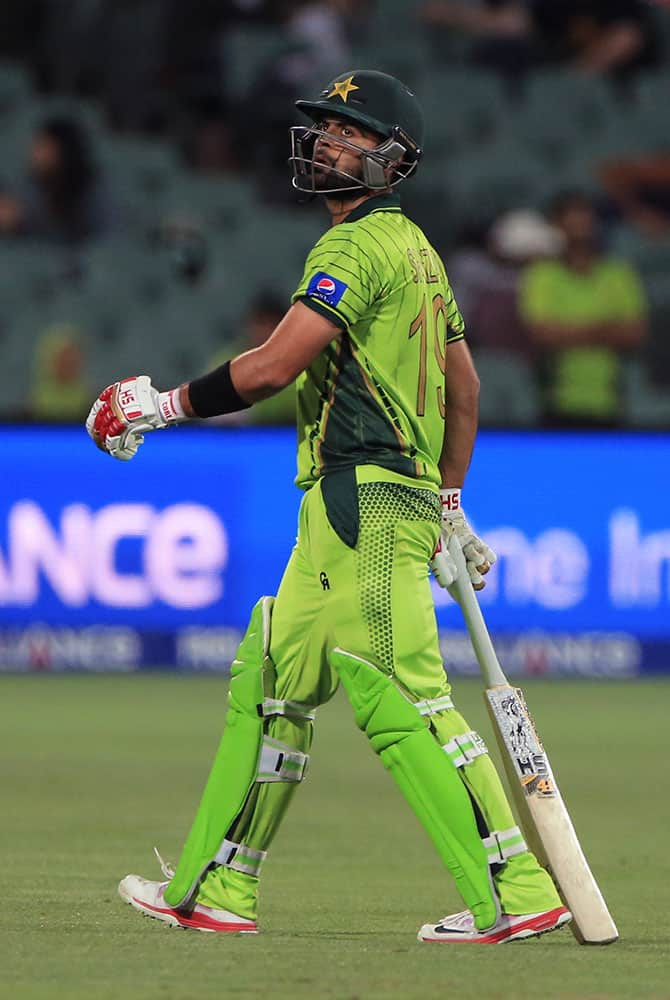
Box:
288 124 419 195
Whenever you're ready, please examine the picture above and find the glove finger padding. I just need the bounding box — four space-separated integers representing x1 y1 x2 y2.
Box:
430 542 458 589
86 403 103 451
108 427 145 461
462 536 497 570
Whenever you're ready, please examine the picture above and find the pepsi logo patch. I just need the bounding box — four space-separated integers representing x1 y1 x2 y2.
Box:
306 271 347 307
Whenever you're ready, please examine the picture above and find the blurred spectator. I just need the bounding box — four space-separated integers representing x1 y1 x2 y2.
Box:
0 0 44 61
208 293 295 425
600 151 670 237
160 222 210 286
531 0 660 84
90 1 168 133
0 183 23 234
0 116 118 244
162 2 249 172
519 191 648 427
32 0 104 97
30 324 90 421
178 105 242 174
239 1 370 196
278 1 356 88
448 209 564 355
420 2 536 86
421 1 660 88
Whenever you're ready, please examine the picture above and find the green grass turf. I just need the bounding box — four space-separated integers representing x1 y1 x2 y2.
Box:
0 675 668 1000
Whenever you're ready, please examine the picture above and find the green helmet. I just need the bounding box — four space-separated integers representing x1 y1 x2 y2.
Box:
289 70 424 194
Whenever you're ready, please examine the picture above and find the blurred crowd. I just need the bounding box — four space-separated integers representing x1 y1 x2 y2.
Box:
422 0 662 91
0 0 669 427
1 2 665 139
448 195 647 428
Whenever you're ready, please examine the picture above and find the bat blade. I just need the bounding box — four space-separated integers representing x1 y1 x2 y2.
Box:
445 534 618 944
485 684 619 945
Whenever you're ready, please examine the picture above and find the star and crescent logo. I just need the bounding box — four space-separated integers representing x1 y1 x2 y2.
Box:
327 75 359 103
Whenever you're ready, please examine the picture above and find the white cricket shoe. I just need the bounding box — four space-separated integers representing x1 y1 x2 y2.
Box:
418 904 571 943
118 875 258 934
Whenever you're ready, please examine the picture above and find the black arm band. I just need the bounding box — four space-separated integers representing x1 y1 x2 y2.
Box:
187 360 252 418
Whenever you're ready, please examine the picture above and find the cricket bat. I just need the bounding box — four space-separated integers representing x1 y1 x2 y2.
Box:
447 535 619 945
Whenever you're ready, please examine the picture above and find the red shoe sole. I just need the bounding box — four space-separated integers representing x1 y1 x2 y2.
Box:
422 906 571 944
132 895 258 933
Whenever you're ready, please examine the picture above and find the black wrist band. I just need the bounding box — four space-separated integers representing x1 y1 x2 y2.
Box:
187 360 251 418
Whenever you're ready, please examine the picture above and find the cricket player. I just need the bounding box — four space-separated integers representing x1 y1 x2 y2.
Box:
86 70 570 943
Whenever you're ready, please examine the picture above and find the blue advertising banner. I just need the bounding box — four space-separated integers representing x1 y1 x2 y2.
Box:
0 426 298 628
0 426 668 675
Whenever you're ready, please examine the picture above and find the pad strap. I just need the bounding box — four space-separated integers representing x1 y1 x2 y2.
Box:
214 838 267 877
415 695 454 716
482 826 527 865
260 698 316 721
257 736 309 783
442 731 488 768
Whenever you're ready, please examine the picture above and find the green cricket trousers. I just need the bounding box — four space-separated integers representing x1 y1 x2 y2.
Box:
191 465 560 922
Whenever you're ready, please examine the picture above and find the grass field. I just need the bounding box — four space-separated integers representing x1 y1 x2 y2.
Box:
1 675 668 1000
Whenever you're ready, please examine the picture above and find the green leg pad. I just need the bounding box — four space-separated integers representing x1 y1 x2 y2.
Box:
431 710 563 915
331 649 498 931
164 597 312 910
195 713 309 919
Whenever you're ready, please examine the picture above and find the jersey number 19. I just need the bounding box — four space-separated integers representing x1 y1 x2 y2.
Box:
409 293 448 418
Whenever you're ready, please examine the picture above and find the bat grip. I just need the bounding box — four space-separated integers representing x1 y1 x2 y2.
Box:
446 534 508 688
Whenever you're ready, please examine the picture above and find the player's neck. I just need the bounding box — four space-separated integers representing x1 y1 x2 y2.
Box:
325 190 387 226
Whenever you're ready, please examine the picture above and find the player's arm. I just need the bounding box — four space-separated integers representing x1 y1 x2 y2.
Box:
179 302 340 414
600 154 670 235
438 338 479 489
421 1 529 36
573 20 644 75
526 318 646 351
86 302 341 459
431 338 495 591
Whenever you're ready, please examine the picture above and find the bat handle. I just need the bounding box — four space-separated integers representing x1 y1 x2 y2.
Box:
447 534 509 688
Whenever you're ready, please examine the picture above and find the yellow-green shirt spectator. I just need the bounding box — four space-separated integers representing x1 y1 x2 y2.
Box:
519 257 647 423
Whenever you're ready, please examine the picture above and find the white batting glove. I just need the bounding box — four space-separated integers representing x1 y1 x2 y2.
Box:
85 376 185 461
430 488 496 591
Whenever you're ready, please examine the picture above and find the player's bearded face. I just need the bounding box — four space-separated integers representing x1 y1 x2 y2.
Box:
312 139 364 190
311 119 381 192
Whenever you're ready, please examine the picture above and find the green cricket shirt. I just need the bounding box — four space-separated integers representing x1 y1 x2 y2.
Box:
291 194 464 491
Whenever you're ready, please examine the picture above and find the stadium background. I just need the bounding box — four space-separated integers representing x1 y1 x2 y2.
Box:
0 0 669 676
2 8 670 999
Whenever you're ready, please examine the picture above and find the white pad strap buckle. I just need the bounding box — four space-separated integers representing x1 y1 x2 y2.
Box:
482 826 527 865
260 698 316 721
442 730 488 768
415 695 454 717
215 838 267 877
258 736 309 783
